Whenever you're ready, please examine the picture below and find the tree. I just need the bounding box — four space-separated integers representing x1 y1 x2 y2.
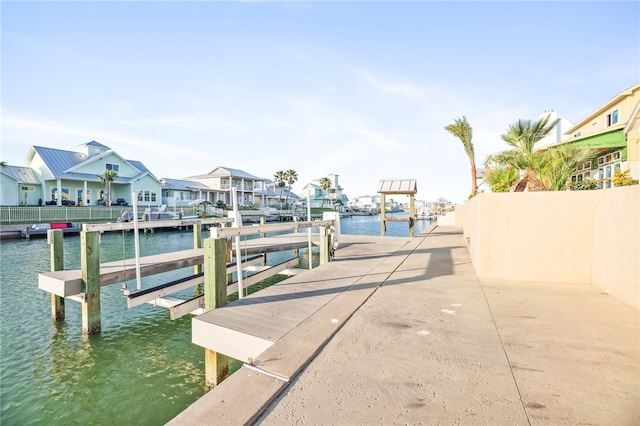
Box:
444 116 477 197
273 170 286 206
319 177 332 208
284 169 298 208
496 114 560 192
0 161 7 167
483 166 519 193
99 170 118 206
538 144 594 191
613 169 639 187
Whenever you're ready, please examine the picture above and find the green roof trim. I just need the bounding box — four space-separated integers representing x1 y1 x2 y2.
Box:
570 130 626 149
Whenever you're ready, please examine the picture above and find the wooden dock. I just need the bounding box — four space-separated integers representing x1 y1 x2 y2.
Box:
38 234 321 297
191 233 417 366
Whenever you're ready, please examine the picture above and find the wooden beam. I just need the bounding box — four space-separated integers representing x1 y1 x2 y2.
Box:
210 220 333 239
170 257 299 320
48 229 65 321
124 255 263 308
204 237 230 387
81 231 101 334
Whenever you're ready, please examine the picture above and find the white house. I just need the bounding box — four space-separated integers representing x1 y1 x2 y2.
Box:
300 173 349 209
18 141 162 207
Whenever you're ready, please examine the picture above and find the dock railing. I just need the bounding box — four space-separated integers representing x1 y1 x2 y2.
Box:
0 205 205 224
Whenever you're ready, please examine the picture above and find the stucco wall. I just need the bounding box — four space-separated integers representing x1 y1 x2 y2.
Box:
454 187 639 310
591 186 639 308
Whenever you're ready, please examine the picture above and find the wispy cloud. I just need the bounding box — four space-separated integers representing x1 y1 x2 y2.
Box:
352 68 425 100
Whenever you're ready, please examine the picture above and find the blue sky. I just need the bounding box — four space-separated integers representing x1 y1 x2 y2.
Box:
2 1 639 204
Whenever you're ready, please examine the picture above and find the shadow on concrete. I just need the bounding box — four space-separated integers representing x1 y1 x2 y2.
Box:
226 237 462 308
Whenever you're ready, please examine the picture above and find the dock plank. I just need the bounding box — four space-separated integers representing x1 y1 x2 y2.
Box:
191 234 412 364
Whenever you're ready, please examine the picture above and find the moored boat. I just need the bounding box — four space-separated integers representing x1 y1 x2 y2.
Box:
21 222 81 239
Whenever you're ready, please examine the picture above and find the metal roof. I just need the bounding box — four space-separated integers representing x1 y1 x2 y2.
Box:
0 165 41 184
32 145 156 183
83 140 111 149
162 178 211 191
377 179 417 195
207 166 263 180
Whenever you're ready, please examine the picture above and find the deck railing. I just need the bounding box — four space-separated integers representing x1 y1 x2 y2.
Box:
0 206 207 224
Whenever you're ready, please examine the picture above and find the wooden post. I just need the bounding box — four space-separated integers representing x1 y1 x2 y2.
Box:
259 217 267 265
204 237 229 387
293 216 299 258
193 224 203 296
48 229 65 321
409 194 416 238
319 225 330 265
380 194 386 236
81 231 101 334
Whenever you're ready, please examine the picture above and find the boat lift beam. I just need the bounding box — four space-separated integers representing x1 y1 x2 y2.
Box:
169 257 300 320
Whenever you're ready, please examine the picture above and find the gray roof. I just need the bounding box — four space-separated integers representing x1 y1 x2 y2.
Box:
208 166 264 180
33 145 156 183
162 178 210 191
377 179 417 194
83 140 111 150
0 165 41 184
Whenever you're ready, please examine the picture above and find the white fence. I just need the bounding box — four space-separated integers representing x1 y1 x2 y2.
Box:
0 206 203 224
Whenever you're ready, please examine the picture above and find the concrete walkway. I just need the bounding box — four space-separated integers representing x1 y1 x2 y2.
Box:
168 226 640 425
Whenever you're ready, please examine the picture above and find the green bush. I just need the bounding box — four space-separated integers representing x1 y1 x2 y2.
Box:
570 179 598 191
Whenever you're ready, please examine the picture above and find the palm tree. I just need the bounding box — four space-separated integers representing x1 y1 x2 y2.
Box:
497 114 560 192
538 145 594 191
284 169 298 208
483 166 519 193
319 177 332 208
99 170 118 206
444 116 477 197
273 170 286 207
0 161 7 167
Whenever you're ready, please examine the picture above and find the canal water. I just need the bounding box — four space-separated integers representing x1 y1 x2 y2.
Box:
0 213 433 425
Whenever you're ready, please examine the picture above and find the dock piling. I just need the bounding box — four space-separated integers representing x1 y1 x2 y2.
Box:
204 236 230 387
48 229 65 321
81 231 101 334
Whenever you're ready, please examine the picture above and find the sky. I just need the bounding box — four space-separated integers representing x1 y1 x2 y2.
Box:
1 1 639 205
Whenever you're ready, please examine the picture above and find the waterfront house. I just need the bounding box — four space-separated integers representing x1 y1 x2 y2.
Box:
19 141 162 207
185 166 266 208
301 173 349 209
348 194 381 212
543 83 640 188
263 179 300 208
160 178 213 208
483 84 639 192
0 165 42 206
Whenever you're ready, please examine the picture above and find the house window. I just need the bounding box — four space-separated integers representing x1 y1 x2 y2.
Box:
607 109 619 126
50 187 70 201
574 131 582 137
106 163 119 172
137 190 157 203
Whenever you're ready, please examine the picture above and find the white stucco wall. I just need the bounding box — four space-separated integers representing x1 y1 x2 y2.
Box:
455 187 639 310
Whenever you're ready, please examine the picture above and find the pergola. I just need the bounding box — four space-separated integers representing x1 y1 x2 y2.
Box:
377 179 418 237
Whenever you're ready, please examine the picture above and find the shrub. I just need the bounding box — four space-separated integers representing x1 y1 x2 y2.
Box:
570 179 598 191
613 169 639 187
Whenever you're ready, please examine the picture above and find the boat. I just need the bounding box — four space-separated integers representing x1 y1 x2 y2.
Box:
21 222 81 239
118 205 180 222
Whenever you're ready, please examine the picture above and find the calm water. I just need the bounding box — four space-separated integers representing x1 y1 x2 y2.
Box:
0 213 432 425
